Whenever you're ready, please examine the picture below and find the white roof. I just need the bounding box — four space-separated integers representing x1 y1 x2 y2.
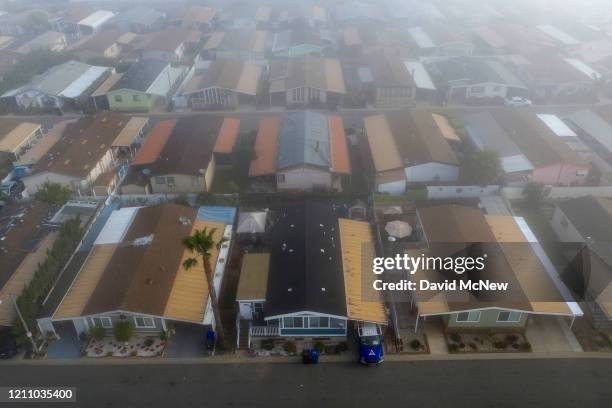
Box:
237 211 267 234
146 65 185 96
93 207 140 245
563 58 602 80
408 27 435 49
566 109 612 153
536 114 577 138
501 154 534 174
537 24 580 46
403 60 436 90
59 65 109 98
78 10 115 29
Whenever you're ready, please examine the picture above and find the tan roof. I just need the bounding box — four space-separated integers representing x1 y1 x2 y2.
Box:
181 60 261 95
236 253 270 301
269 56 346 94
338 218 386 324
15 119 75 166
163 220 224 322
485 215 572 315
255 6 272 22
0 121 40 154
324 58 347 94
363 114 403 172
204 30 267 53
92 73 123 96
432 113 460 142
54 244 118 319
112 117 148 147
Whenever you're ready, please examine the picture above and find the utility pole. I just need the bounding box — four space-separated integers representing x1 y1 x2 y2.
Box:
9 294 38 354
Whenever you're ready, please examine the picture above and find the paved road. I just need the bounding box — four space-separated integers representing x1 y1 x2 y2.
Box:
0 359 610 407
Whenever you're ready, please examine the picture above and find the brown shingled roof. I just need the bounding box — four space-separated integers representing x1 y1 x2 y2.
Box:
82 204 198 316
32 111 128 178
386 110 459 167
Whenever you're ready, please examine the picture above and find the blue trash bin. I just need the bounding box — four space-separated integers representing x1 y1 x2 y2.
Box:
309 349 319 364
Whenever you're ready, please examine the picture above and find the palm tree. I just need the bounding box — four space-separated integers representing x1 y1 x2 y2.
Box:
182 228 229 350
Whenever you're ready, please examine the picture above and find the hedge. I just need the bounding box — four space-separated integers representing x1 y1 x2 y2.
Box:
12 218 84 344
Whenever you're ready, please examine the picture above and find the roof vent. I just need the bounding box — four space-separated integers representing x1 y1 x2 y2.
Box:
146 277 154 285
287 287 292 292
133 234 154 246
179 216 191 226
321 287 326 292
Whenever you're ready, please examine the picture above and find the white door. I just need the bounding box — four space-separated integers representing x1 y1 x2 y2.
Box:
239 302 253 320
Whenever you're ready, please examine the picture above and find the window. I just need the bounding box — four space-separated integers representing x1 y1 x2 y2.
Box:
91 316 112 328
166 176 175 186
283 317 303 328
134 316 155 328
470 86 484 94
114 95 123 102
497 311 522 322
191 176 200 186
277 174 285 183
329 318 345 328
155 176 166 184
309 316 329 328
133 95 141 102
456 311 481 322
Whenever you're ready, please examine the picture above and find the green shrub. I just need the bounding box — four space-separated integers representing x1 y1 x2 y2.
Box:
89 326 105 341
144 338 154 347
505 334 519 344
493 340 506 349
410 339 421 350
283 340 296 354
449 332 461 343
261 339 274 351
448 343 459 353
336 342 348 353
159 331 167 341
113 321 133 342
313 341 325 353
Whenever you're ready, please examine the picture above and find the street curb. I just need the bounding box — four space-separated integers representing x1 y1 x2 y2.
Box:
2 351 612 367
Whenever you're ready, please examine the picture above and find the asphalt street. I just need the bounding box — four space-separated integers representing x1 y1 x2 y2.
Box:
0 359 610 407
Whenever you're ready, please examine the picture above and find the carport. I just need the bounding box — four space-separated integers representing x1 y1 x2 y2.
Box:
165 322 209 357
46 321 81 359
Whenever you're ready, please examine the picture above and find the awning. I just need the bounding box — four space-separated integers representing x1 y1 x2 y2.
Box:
237 211 267 234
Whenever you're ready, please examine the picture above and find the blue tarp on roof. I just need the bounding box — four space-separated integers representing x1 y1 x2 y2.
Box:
197 206 237 224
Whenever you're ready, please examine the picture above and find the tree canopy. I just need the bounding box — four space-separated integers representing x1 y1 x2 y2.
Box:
460 149 503 186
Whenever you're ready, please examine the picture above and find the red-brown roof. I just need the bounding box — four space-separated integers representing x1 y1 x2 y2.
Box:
328 115 351 175
213 117 240 154
249 117 280 177
132 119 176 166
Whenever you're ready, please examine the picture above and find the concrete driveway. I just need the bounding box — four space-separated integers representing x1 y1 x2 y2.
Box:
46 321 81 359
526 316 583 352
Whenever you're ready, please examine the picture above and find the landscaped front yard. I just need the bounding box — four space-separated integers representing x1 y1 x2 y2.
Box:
85 335 166 358
446 332 531 353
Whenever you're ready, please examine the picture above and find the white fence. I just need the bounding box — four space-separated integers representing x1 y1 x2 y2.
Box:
426 185 500 199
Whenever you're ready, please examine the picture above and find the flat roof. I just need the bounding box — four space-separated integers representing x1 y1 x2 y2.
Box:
0 121 40 154
536 114 577 137
249 117 280 177
112 117 148 147
131 120 176 166
213 117 240 154
363 114 403 173
236 253 270 301
403 61 436 90
338 219 386 324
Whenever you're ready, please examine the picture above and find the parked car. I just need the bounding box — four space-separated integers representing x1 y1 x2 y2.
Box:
357 323 383 365
504 96 532 107
0 329 18 359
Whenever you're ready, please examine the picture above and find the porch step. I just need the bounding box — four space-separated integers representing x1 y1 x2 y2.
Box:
238 320 250 350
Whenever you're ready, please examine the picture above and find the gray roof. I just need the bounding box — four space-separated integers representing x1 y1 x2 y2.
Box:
463 111 533 173
110 59 167 92
2 60 100 97
566 109 612 153
429 57 526 88
115 6 163 27
277 111 330 170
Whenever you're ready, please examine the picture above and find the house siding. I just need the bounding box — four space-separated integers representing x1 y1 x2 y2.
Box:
446 309 528 329
107 89 156 112
405 162 459 183
532 163 588 186
277 166 333 191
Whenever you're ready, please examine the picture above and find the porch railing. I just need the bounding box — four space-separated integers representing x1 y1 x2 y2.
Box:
250 325 279 337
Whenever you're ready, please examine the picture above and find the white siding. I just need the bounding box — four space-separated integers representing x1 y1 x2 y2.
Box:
405 162 459 183
377 179 406 195
277 167 332 190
